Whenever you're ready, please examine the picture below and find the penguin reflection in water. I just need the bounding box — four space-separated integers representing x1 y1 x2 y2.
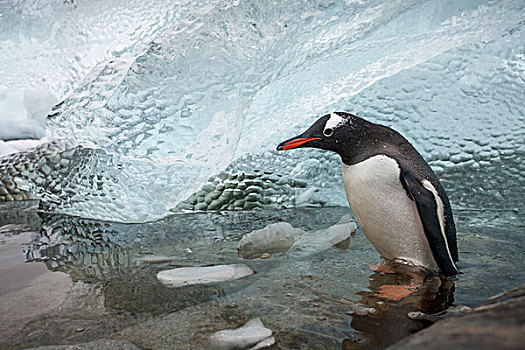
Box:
277 112 459 281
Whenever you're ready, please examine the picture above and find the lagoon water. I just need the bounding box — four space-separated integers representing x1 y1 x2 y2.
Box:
0 202 522 349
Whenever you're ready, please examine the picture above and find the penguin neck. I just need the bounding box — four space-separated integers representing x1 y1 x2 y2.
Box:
337 137 384 167
336 124 407 167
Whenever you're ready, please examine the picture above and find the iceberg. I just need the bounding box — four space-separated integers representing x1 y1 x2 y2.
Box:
0 0 523 222
0 0 214 100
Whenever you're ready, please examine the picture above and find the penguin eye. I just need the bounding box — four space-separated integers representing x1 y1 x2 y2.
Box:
323 128 333 137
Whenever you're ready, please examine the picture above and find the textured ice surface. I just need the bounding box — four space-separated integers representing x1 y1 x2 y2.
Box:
1 0 524 222
0 0 212 142
0 0 213 100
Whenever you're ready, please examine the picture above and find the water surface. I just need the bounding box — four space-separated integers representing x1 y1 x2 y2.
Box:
0 202 523 349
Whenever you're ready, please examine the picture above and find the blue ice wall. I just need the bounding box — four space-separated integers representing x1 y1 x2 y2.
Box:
1 0 523 222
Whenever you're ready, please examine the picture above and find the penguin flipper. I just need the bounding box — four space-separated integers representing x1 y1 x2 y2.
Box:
399 167 459 276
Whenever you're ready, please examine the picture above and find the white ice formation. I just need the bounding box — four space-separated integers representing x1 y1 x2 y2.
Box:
291 220 357 254
209 318 273 350
238 222 305 259
156 264 254 287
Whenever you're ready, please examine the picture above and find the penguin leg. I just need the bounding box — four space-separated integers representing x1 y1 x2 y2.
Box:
369 264 396 274
370 263 428 301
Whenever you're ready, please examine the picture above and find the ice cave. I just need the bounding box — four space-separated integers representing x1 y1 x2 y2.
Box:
0 1 523 349
1 0 522 222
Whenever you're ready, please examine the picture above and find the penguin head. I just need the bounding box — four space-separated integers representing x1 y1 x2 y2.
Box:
277 112 359 156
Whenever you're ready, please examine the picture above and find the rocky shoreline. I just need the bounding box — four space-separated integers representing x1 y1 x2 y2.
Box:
387 284 525 350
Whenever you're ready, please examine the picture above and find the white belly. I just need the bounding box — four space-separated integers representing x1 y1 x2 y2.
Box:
341 155 438 271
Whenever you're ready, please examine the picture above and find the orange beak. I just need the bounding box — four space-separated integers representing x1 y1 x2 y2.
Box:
277 137 323 150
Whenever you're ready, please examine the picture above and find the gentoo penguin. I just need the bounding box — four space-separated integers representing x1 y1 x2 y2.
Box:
277 112 459 276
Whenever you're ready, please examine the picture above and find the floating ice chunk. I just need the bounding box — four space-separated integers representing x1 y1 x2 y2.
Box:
156 264 254 287
238 222 305 259
324 221 357 246
291 220 357 253
337 214 354 225
209 318 273 350
249 336 275 350
346 304 377 316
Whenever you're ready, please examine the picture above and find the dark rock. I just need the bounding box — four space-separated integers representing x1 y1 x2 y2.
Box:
387 284 525 350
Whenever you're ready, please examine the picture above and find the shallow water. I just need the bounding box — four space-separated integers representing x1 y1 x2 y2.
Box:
0 201 523 349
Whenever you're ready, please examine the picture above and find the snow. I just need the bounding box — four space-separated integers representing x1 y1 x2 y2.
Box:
0 88 54 141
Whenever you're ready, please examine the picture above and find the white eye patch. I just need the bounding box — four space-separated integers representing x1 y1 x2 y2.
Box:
324 112 346 136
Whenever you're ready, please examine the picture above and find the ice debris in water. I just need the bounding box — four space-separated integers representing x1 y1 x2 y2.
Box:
209 318 273 350
249 337 276 350
238 222 305 259
346 304 377 316
238 216 356 259
291 217 357 253
156 264 254 287
337 214 354 225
